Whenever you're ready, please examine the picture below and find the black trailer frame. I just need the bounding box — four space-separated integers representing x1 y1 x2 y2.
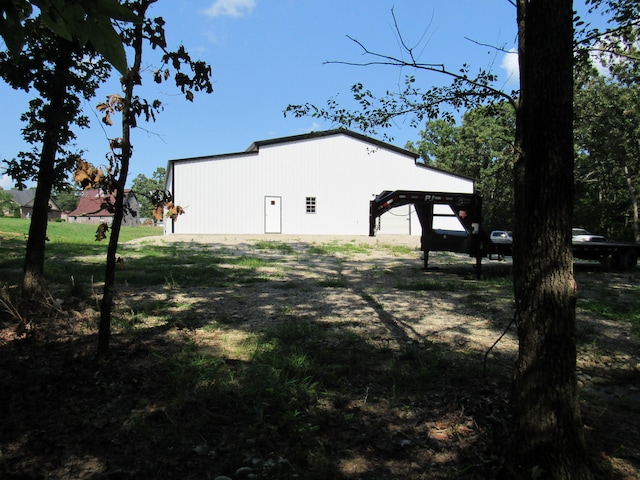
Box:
369 190 639 273
369 190 492 272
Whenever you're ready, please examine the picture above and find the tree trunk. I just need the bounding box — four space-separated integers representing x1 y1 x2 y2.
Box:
96 3 146 360
22 61 69 296
510 1 592 478
22 158 55 295
96 178 128 358
623 162 640 242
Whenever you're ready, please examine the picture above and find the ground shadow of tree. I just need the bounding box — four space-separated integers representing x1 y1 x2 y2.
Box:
0 237 637 479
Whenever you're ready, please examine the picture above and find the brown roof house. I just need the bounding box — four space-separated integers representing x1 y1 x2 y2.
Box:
4 189 62 220
67 189 141 226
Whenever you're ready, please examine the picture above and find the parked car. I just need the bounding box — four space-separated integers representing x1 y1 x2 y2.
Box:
572 228 607 243
490 230 513 244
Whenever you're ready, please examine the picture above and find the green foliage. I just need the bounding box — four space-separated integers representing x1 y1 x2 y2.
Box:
0 189 18 214
284 8 516 142
81 0 214 358
574 67 640 241
317 275 348 288
308 241 371 255
577 0 640 74
0 18 112 190
579 283 640 336
404 70 639 241
406 101 515 232
131 168 166 221
52 188 81 212
254 240 296 254
285 67 514 143
0 0 138 75
382 243 416 256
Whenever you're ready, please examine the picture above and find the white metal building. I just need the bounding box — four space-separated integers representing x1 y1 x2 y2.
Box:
163 129 474 236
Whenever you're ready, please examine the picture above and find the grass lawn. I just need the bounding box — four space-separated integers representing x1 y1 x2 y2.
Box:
0 217 162 285
0 217 162 244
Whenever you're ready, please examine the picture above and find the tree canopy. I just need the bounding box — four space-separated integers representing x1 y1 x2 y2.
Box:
0 0 138 74
574 69 640 241
0 16 112 294
0 19 111 191
131 167 166 222
405 102 515 232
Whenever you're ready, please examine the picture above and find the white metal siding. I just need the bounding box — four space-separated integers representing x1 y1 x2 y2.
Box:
167 133 473 236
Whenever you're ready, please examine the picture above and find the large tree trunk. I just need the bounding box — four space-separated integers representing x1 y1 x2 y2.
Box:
510 1 592 478
22 61 68 296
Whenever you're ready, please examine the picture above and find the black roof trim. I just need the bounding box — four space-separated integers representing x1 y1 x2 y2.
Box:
414 161 475 182
246 128 420 159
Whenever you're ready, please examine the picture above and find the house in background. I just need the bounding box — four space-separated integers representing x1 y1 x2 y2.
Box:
67 189 141 226
164 129 474 236
4 189 62 220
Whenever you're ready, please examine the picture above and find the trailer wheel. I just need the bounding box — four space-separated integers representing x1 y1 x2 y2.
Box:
605 251 625 271
603 251 623 271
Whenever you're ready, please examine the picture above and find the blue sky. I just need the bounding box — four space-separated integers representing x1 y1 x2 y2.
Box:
1 0 522 189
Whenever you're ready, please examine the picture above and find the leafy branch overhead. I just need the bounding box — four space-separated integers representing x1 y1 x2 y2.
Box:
157 45 214 102
84 3 215 244
284 9 516 140
131 13 214 103
286 72 512 141
0 0 139 75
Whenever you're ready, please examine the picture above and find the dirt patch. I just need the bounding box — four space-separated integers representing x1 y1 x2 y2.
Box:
1 234 639 479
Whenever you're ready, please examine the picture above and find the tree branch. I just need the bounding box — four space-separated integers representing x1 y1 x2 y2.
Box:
327 33 516 109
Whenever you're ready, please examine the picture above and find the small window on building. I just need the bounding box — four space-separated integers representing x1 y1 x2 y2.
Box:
306 197 316 214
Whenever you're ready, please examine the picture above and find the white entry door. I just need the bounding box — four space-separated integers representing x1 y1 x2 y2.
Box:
264 196 282 233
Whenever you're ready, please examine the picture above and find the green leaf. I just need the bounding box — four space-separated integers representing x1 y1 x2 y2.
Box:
89 0 140 23
0 0 32 52
87 16 128 75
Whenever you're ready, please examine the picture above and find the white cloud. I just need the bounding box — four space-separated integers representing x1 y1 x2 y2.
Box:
500 48 519 85
204 0 256 18
0 174 14 190
203 30 221 44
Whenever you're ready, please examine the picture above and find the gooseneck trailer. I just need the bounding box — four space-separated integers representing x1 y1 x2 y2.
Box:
369 190 639 273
